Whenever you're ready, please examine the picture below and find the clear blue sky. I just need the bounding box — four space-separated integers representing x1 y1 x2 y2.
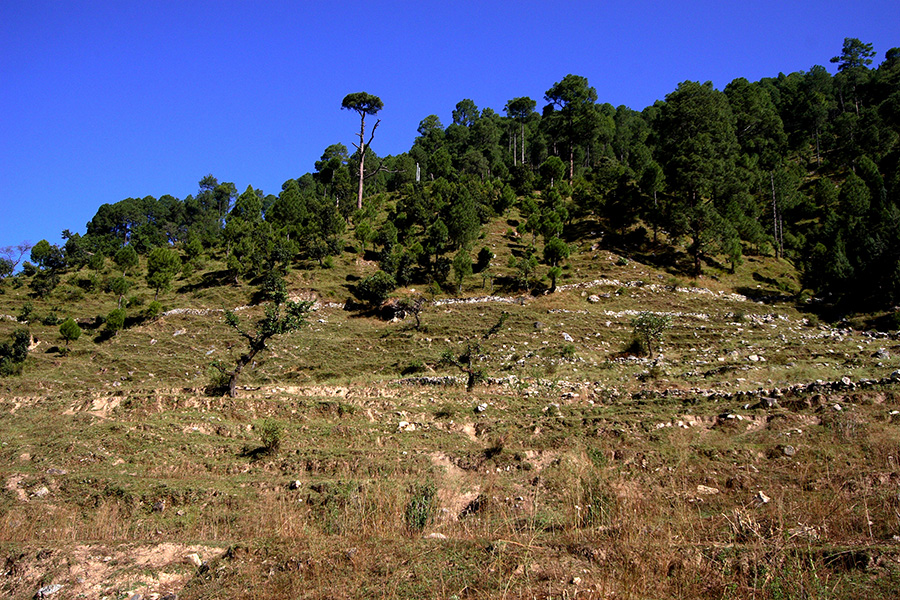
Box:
1 0 897 250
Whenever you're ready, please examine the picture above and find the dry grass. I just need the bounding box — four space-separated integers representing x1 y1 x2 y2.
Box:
2 218 900 598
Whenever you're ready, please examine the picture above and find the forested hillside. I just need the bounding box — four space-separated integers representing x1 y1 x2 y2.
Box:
3 38 899 314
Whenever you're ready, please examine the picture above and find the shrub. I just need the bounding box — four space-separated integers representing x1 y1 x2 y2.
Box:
0 329 30 376
146 301 163 319
105 308 126 336
404 482 436 534
17 302 34 323
59 318 82 351
257 420 282 453
630 312 672 358
355 270 396 306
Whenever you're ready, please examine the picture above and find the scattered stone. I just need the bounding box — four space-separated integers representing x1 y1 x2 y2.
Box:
32 486 50 498
474 403 488 413
875 348 890 359
841 376 852 386
397 421 416 432
748 354 760 362
571 576 582 585
46 468 67 475
755 491 771 504
562 332 574 342
781 445 796 457
587 295 601 303
697 485 720 495
36 584 64 598
533 321 545 331
426 532 448 540
152 500 165 512
173 329 186 336
186 553 203 568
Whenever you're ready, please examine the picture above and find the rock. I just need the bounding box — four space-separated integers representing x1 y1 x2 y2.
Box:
841 376 852 386
533 321 545 331
36 584 64 598
748 354 759 362
152 500 165 513
32 486 50 498
397 421 416 432
781 445 796 457
587 295 601 303
696 485 720 495
289 480 302 490
426 532 448 539
474 403 488 413
562 332 574 342
186 553 203 567
571 576 582 585
755 490 771 504
875 348 890 359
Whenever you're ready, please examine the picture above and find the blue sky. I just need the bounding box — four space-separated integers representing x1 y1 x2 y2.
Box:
1 0 897 250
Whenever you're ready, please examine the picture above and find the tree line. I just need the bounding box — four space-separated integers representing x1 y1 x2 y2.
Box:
4 38 899 313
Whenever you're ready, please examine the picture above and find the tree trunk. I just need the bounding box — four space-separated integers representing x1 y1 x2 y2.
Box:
771 172 780 260
357 116 366 211
520 122 526 165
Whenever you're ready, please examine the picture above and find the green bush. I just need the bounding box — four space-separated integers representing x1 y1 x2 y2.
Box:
257 420 283 453
355 270 396 306
146 301 163 319
105 308 126 336
404 482 436 534
0 329 30 376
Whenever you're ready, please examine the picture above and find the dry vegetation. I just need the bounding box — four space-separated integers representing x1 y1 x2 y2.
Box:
2 219 900 598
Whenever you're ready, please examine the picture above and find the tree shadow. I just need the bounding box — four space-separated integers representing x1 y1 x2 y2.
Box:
177 269 233 293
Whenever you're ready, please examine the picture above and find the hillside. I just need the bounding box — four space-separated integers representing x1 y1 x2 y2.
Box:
2 209 900 599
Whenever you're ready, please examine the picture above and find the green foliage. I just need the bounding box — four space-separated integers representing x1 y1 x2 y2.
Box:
630 312 673 358
41 310 60 326
543 237 570 267
451 248 473 293
256 420 283 453
114 246 139 276
404 482 437 534
216 275 313 397
146 247 181 299
0 328 30 376
355 270 396 307
105 308 126 336
17 302 34 323
146 300 163 319
59 317 82 349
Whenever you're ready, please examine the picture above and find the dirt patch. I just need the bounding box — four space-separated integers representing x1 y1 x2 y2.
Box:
3 542 226 600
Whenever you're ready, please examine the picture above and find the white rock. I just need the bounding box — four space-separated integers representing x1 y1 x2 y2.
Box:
186 553 203 567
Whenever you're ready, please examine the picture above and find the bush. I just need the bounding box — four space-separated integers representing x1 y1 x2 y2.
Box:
105 308 126 336
17 302 34 323
630 312 672 358
355 270 396 306
257 420 283 453
404 482 436 534
0 328 30 376
59 318 82 351
146 301 163 319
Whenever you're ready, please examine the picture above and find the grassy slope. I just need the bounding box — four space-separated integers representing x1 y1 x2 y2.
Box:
2 213 900 599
